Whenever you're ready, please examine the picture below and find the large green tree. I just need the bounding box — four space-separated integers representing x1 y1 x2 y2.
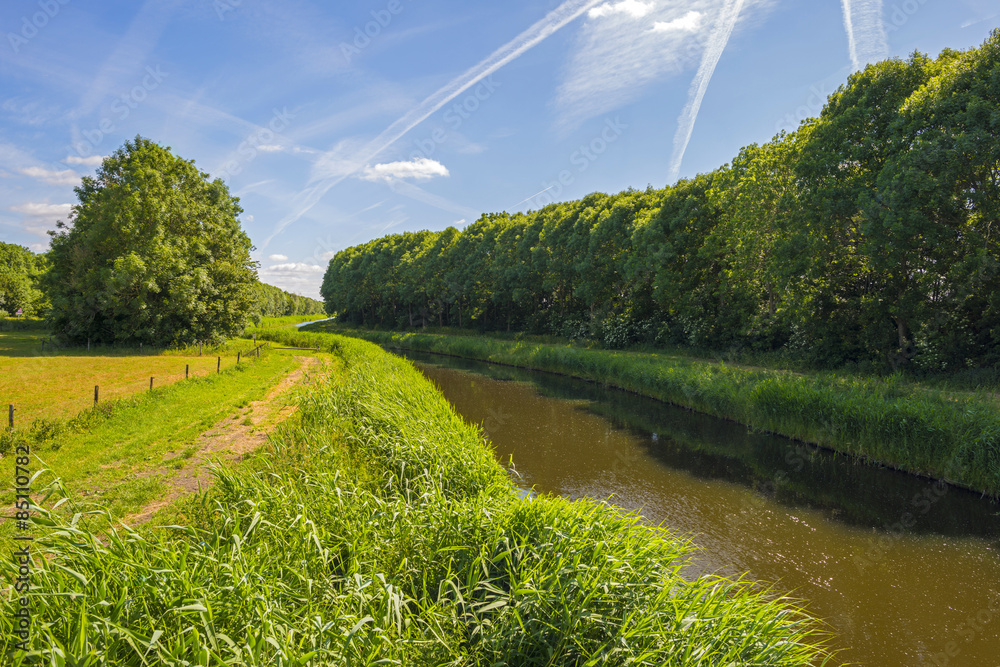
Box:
46 136 258 345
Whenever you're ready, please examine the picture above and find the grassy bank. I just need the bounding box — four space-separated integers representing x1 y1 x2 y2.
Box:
300 324 1000 498
3 331 831 665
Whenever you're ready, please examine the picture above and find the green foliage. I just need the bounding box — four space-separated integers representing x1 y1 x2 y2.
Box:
0 242 48 317
322 31 1000 373
45 136 258 346
252 282 325 319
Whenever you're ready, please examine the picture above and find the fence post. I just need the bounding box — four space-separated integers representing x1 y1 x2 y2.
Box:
217 357 221 374
94 385 99 405
199 341 203 356
237 351 241 365
150 377 154 391
140 343 143 354
186 364 189 379
8 404 13 429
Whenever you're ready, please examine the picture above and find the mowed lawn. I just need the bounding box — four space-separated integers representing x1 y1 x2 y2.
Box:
0 330 260 424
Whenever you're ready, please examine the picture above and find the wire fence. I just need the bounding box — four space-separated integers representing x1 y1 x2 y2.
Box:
4 344 268 429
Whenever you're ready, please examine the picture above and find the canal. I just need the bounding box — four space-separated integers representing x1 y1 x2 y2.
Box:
397 349 1000 666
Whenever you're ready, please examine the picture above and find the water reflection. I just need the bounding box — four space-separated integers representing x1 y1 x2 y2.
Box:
395 348 1000 667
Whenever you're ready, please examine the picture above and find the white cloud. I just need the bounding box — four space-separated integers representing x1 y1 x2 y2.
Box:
268 254 289 261
668 0 746 184
10 202 73 238
360 158 450 183
64 155 105 166
588 0 654 19
263 0 604 247
257 145 284 153
266 262 325 274
258 262 326 299
11 202 74 218
653 10 702 32
18 167 81 187
840 0 888 72
556 0 773 132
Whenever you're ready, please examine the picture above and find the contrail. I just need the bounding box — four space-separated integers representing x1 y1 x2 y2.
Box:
840 0 888 72
666 0 745 185
263 0 603 247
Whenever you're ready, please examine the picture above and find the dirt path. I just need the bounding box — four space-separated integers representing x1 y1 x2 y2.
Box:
124 355 322 525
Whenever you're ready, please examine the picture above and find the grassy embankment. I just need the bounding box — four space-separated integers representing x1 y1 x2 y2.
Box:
301 323 1000 498
0 330 301 543
2 330 831 665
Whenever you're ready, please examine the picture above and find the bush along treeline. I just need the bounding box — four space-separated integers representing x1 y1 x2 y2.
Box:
323 32 1000 373
0 242 48 318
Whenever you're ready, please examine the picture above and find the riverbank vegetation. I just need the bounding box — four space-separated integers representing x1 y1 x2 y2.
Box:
321 32 1000 377
5 329 831 664
302 323 1000 498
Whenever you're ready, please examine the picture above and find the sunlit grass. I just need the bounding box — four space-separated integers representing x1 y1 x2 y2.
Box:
0 331 833 665
0 330 272 424
0 349 300 548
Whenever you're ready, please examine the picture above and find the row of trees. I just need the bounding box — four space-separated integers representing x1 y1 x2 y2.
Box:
3 137 321 344
323 32 1000 371
253 282 325 318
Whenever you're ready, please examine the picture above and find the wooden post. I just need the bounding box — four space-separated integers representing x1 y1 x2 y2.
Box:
140 343 143 354
185 364 189 379
8 404 13 429
253 333 257 345
199 341 203 356
237 351 241 365
150 377 154 391
94 385 99 405
217 357 221 374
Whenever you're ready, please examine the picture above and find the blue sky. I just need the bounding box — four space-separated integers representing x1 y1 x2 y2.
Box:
1 0 998 298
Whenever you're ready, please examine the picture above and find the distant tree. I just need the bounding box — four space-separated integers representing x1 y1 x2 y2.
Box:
46 136 258 345
0 242 48 317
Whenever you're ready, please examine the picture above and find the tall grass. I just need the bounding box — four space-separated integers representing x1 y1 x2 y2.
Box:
299 325 1000 498
2 332 831 665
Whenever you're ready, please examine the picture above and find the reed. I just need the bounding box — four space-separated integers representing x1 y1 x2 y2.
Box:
2 331 831 665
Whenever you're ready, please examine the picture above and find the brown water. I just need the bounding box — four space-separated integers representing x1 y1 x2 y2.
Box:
399 350 1000 667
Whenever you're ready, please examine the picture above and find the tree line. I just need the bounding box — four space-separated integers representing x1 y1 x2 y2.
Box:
322 32 1000 371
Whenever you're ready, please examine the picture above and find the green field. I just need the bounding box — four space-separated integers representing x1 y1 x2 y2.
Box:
0 330 272 424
